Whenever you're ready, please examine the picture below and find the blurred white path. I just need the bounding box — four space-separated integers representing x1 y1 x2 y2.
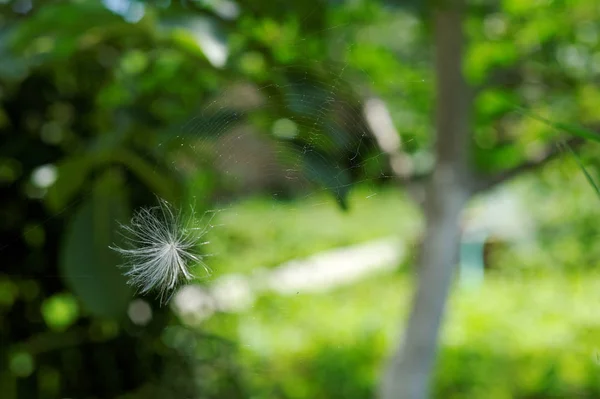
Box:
171 237 405 323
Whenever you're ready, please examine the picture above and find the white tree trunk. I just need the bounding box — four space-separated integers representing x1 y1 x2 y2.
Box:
379 1 472 398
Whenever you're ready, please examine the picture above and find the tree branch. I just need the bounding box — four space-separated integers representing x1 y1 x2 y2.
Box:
380 2 471 398
472 137 587 193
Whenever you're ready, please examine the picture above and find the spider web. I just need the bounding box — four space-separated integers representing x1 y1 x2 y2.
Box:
177 66 389 198
4 0 429 358
98 6 430 317
158 46 427 313
0 10 428 317
0 3 436 397
160 56 422 396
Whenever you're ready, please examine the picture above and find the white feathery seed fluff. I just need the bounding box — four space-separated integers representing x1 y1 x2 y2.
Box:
110 198 211 304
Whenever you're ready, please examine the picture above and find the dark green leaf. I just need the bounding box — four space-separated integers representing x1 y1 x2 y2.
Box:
60 170 131 319
302 150 352 210
112 148 180 203
46 156 95 214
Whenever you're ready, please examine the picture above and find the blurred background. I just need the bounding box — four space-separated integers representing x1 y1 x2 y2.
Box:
3 0 600 398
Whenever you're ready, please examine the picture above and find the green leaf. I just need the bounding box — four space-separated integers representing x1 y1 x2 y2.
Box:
476 89 519 122
60 169 131 319
514 106 600 143
474 143 522 173
161 16 229 68
562 142 600 201
465 41 518 84
302 150 352 210
46 155 95 214
112 148 180 203
10 2 123 56
0 25 31 82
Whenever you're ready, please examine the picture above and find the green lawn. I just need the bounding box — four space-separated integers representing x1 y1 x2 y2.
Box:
188 184 600 398
202 184 421 277
198 271 600 398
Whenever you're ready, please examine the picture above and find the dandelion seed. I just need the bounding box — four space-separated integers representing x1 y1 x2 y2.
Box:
110 198 211 304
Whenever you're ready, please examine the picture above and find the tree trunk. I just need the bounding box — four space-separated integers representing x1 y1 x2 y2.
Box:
379 1 472 398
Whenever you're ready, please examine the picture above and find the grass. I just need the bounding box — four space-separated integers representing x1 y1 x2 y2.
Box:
197 271 600 398
201 184 421 277
197 181 600 372
204 270 600 359
188 181 600 397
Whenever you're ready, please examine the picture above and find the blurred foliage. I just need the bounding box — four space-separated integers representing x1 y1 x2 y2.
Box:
2 0 600 397
206 186 420 277
201 271 600 398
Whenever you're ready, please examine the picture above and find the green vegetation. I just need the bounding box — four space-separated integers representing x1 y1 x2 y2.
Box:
2 0 600 397
205 185 420 276
199 270 600 398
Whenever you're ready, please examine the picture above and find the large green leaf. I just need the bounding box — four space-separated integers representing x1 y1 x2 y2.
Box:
60 170 131 319
10 2 125 58
46 155 95 214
